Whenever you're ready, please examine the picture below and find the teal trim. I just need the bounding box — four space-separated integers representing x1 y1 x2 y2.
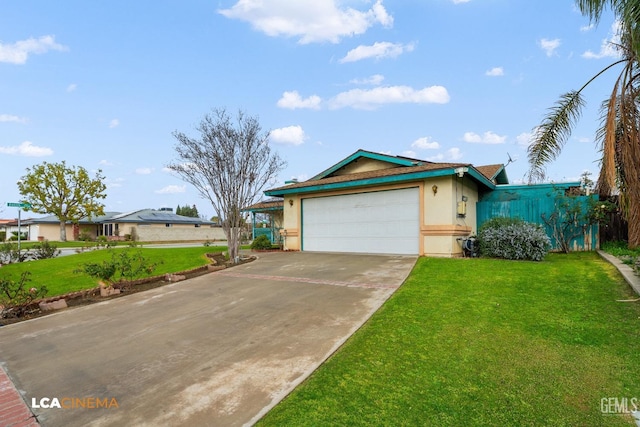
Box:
242 206 283 213
267 167 496 197
311 150 417 180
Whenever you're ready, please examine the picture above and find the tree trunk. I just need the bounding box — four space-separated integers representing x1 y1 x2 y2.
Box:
222 226 240 263
628 196 640 249
59 221 67 241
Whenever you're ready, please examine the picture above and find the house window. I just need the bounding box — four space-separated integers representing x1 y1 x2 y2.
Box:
194 224 201 228
165 223 172 227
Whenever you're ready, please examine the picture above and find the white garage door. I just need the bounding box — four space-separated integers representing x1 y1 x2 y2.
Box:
302 187 419 255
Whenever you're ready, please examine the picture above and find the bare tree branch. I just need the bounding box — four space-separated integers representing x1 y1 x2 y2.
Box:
167 108 286 261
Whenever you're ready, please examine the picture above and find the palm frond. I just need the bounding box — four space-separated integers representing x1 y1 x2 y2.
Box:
527 91 585 183
595 74 621 195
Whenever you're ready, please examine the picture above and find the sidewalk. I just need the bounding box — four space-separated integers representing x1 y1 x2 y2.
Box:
0 366 38 427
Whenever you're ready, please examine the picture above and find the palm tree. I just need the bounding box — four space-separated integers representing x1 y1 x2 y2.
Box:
527 0 640 248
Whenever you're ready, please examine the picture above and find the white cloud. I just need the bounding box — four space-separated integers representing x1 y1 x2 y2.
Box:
350 74 385 85
580 23 595 32
452 0 471 3
516 132 533 147
219 0 393 44
66 83 77 92
106 177 125 189
277 91 322 110
582 20 622 59
411 136 440 150
99 159 114 166
270 125 307 146
329 85 450 110
539 38 560 57
0 114 27 123
0 35 68 64
0 141 53 156
400 150 417 158
463 131 506 144
340 41 415 63
426 147 463 162
447 147 463 160
485 67 504 77
109 119 120 128
135 167 153 175
155 185 186 194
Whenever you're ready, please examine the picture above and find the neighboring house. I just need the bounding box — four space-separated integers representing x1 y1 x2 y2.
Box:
20 208 225 242
263 149 508 257
0 219 28 241
260 149 595 257
100 209 224 242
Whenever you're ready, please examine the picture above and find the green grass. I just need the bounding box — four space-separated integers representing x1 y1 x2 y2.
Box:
602 240 640 258
0 246 228 296
259 253 640 426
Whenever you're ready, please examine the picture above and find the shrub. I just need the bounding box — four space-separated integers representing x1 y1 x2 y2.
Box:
0 272 48 318
30 240 61 260
76 248 160 288
78 231 94 242
0 242 29 264
479 218 550 261
251 234 273 250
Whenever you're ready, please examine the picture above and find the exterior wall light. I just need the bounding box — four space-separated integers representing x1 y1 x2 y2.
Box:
288 199 294 207
431 185 438 195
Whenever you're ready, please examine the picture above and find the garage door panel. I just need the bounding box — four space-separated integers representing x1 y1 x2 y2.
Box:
302 188 419 255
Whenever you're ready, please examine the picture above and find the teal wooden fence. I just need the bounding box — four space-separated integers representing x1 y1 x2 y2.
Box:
477 182 599 251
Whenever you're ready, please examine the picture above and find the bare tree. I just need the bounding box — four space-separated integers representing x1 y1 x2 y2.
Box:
168 108 286 262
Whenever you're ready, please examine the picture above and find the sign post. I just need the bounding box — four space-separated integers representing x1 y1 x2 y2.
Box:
7 202 31 254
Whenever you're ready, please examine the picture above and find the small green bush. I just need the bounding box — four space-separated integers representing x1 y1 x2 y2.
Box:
479 217 550 261
0 272 48 318
31 240 61 260
251 235 273 250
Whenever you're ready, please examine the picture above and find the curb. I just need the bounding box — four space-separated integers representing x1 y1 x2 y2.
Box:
596 250 640 297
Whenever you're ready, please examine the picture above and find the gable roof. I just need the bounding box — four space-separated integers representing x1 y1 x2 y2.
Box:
311 149 424 180
266 149 503 197
475 164 509 184
243 198 284 212
109 209 213 224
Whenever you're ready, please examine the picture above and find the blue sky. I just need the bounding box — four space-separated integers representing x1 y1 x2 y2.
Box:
0 0 622 219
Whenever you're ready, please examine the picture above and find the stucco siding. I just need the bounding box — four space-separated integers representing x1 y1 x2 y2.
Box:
130 224 226 242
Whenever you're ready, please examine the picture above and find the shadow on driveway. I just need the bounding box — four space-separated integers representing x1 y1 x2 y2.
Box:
0 252 416 426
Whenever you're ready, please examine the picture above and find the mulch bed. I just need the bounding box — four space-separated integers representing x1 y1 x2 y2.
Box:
0 253 255 326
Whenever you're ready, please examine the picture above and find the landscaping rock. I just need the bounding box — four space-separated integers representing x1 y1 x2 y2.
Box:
164 273 186 282
39 299 68 312
99 284 121 297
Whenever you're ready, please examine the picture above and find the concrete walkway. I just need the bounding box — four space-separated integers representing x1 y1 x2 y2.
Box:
597 249 640 297
0 252 416 426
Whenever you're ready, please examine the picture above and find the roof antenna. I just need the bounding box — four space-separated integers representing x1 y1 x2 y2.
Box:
505 152 516 167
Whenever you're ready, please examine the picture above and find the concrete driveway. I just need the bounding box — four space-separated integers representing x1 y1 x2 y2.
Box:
0 252 416 426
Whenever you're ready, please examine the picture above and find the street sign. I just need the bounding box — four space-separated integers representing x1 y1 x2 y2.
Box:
7 202 31 208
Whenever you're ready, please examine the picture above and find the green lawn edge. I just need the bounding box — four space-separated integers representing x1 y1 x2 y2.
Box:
259 252 640 426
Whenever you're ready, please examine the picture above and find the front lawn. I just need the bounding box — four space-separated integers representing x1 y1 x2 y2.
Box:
0 246 227 296
259 253 640 426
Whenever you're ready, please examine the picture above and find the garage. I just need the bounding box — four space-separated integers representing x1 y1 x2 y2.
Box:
301 187 420 255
